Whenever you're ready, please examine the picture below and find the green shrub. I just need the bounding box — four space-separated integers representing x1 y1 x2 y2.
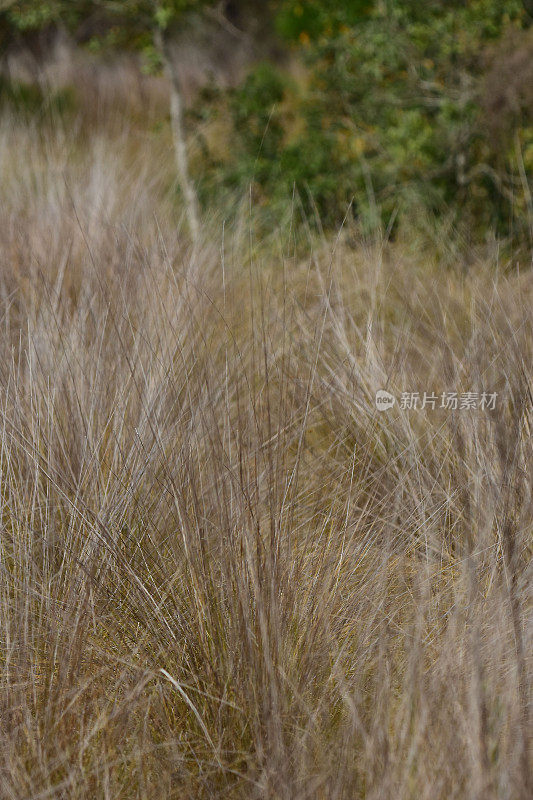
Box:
209 0 533 244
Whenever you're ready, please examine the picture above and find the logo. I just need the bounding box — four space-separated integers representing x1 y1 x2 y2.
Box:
375 389 395 411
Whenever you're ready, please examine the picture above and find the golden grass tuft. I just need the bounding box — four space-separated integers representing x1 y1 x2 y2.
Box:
0 108 531 800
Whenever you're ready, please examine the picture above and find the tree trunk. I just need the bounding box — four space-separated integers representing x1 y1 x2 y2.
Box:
156 29 200 241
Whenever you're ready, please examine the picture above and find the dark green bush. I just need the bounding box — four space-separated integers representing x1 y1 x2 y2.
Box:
208 0 533 244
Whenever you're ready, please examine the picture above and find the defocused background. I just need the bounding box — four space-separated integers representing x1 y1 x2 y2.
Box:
1 0 532 251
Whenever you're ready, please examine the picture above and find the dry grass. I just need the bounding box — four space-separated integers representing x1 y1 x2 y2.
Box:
0 106 531 800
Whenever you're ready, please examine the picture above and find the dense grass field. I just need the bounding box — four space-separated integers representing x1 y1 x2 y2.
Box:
0 104 531 799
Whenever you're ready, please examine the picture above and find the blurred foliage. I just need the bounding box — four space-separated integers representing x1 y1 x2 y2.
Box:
207 0 533 243
273 0 373 41
0 1 218 60
0 73 75 115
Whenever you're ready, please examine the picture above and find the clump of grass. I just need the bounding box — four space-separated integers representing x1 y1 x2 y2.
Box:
0 108 531 800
